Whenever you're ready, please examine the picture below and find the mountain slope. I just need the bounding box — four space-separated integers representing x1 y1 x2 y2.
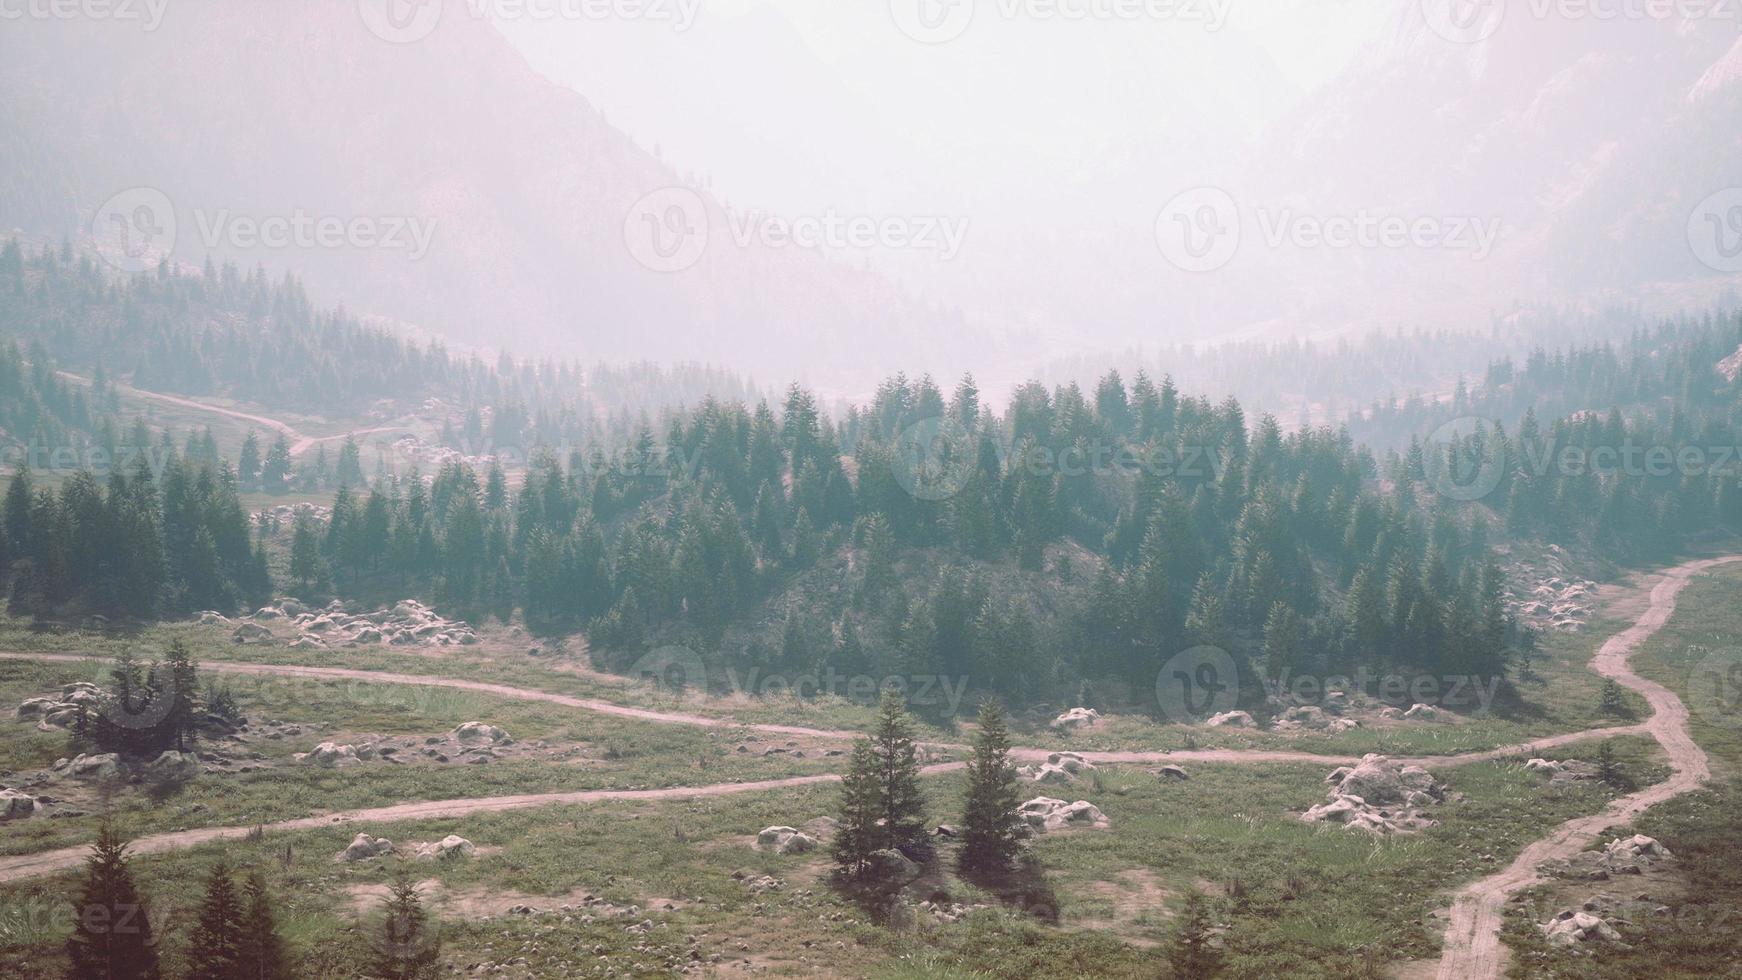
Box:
0 0 973 386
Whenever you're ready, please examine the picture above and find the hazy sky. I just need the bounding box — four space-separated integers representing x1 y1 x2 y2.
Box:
493 1 1394 337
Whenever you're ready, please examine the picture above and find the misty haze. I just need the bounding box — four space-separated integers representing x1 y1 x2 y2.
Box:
0 2 1740 978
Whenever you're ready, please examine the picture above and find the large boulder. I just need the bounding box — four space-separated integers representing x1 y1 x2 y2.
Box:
233 622 273 642
339 833 394 862
299 742 360 768
1603 834 1672 872
68 753 121 780
1052 707 1100 729
16 697 59 720
145 751 201 782
866 848 920 880
1402 703 1442 721
1205 710 1255 728
754 826 818 855
1157 764 1190 781
0 789 37 821
1304 755 1445 834
1540 910 1623 946
450 723 512 745
414 835 476 861
1019 796 1110 832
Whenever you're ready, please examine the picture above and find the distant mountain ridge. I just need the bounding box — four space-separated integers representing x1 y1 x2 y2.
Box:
0 0 976 387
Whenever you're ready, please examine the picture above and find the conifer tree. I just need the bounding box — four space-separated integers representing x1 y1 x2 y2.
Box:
958 699 1027 875
869 692 928 860
369 878 440 980
188 858 244 978
832 740 883 880
238 869 291 980
65 824 160 980
1167 890 1222 978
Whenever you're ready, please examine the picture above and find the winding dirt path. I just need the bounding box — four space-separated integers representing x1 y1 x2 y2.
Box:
2 558 1718 889
0 652 1623 772
1432 555 1741 980
57 371 409 457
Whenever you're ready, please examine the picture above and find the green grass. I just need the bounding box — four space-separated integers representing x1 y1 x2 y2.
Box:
1499 562 1742 978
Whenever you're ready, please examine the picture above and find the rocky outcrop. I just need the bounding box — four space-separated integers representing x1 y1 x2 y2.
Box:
0 788 37 821
412 835 476 860
296 742 360 768
63 753 121 781
1205 710 1255 728
1302 754 1446 834
144 751 201 782
451 723 512 745
212 597 480 649
1539 910 1623 947
339 833 394 862
1524 758 1598 784
1020 752 1097 786
754 826 818 855
1052 707 1100 729
1019 796 1110 832
866 849 920 880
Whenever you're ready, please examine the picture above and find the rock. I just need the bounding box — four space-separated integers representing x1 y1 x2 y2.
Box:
1326 719 1360 734
1540 909 1623 946
1157 765 1189 781
0 788 37 821
350 627 384 645
232 622 273 642
1304 755 1446 834
299 742 360 768
1019 796 1110 832
288 636 327 651
1052 707 1101 729
196 611 232 626
450 723 512 745
1603 835 1672 871
1031 764 1078 786
145 751 201 782
68 754 121 780
1046 752 1093 774
1205 710 1255 728
866 849 920 880
754 826 818 855
339 833 395 862
1277 705 1329 729
414 835 476 860
278 598 309 616
16 697 59 719
1378 706 1403 720
253 606 284 620
1403 703 1441 721
934 824 958 838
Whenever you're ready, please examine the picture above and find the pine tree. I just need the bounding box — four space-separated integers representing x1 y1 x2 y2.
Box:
957 699 1027 876
869 691 928 860
188 858 244 979
369 878 440 980
289 511 322 593
1595 741 1630 790
832 740 883 880
1167 890 1222 978
161 640 201 752
1598 678 1631 718
238 869 291 980
64 824 161 980
260 434 292 495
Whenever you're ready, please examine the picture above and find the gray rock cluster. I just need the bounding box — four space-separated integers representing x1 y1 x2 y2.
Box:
16 682 101 730
1019 796 1110 832
1302 754 1446 834
1019 751 1097 786
227 598 479 649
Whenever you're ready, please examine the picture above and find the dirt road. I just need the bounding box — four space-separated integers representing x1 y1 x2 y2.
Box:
1432 555 1740 980
57 371 407 457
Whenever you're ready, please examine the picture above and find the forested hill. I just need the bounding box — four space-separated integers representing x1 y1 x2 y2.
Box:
0 239 760 422
1 240 1738 716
